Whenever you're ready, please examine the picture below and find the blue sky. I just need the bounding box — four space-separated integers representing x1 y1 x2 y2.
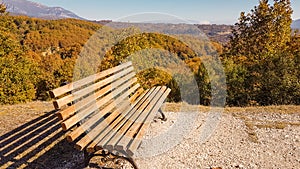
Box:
30 0 300 24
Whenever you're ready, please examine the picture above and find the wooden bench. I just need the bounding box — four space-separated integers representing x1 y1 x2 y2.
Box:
50 61 171 168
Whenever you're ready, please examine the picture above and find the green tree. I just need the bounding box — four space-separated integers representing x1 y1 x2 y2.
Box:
223 0 296 106
227 0 292 58
0 31 38 104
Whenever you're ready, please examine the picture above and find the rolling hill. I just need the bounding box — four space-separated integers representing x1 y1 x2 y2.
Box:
2 0 84 20
292 19 300 29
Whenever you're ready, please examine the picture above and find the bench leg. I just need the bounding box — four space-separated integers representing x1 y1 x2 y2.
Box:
158 108 167 121
83 149 139 169
83 150 92 167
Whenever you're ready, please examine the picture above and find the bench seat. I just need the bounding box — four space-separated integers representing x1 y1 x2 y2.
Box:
50 61 170 167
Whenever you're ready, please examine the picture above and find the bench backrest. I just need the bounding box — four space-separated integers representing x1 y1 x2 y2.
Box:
50 61 171 156
50 61 143 132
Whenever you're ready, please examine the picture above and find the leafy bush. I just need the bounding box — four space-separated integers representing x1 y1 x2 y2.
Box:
0 31 38 104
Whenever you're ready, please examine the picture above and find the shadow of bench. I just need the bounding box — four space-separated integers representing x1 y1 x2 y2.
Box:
0 110 84 169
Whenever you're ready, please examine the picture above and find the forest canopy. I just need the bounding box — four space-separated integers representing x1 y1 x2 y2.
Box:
0 0 299 106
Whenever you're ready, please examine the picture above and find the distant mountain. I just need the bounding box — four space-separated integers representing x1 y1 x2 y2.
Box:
2 0 84 20
292 19 300 29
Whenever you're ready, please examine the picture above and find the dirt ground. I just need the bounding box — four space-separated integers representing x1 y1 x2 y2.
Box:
0 102 299 169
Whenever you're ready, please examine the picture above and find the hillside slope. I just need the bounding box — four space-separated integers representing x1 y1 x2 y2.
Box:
0 15 101 103
292 19 300 29
2 0 84 19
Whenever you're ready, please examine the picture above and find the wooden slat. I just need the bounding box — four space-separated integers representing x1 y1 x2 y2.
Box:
66 84 140 142
125 87 167 138
74 92 138 151
103 87 162 151
61 78 138 131
126 87 171 156
86 89 151 153
75 100 130 152
74 101 130 150
115 86 167 151
50 61 172 157
56 72 136 120
50 61 132 98
129 88 144 103
53 66 134 109
93 88 156 151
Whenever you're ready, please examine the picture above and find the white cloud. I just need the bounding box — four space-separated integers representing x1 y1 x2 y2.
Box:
199 20 211 25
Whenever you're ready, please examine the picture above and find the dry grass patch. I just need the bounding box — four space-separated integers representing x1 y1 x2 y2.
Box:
163 102 211 113
224 105 300 114
164 102 300 114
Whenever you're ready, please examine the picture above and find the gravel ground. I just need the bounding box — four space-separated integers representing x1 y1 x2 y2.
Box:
133 111 300 169
0 102 299 169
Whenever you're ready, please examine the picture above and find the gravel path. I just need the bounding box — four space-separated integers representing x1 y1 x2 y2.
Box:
133 111 300 169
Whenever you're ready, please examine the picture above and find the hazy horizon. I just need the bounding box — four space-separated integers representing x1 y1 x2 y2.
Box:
28 0 300 25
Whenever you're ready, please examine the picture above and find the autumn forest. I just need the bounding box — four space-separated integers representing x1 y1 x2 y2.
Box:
0 0 299 106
